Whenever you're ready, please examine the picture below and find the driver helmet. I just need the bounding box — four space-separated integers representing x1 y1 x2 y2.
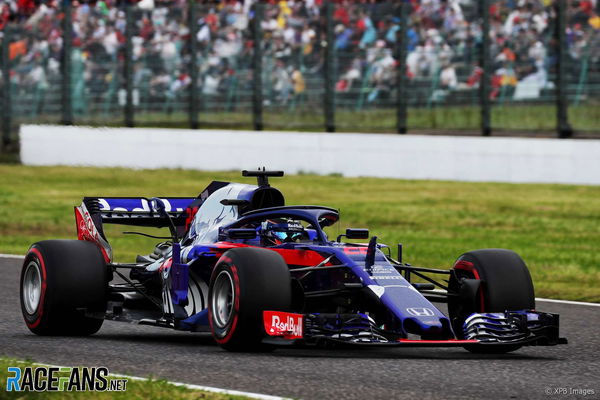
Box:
261 219 307 245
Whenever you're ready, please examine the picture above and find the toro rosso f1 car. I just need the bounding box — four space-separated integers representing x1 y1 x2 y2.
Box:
20 170 567 352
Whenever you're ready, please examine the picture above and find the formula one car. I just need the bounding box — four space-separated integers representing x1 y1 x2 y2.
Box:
20 170 566 352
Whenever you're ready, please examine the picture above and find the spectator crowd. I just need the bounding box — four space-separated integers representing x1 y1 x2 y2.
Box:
1 0 599 117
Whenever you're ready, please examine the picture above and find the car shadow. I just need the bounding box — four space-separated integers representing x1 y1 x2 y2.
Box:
87 331 559 361
272 346 559 361
10 329 561 362
92 331 218 346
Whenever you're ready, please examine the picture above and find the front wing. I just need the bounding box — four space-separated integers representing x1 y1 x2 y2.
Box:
263 310 567 348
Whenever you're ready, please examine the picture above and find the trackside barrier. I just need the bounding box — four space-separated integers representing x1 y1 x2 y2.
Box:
20 125 600 185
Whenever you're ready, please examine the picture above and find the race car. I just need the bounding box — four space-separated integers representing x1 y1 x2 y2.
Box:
20 170 566 352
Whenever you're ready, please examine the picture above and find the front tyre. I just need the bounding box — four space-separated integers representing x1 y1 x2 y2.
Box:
20 240 108 336
448 249 535 354
208 248 291 351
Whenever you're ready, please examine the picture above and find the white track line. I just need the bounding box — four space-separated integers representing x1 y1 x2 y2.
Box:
0 254 25 260
110 374 290 400
536 298 600 307
2 253 599 308
10 360 289 400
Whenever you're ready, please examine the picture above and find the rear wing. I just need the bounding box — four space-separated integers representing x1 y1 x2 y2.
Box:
82 197 197 227
75 197 197 263
73 181 231 263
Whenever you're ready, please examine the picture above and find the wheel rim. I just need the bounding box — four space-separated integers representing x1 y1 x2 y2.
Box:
211 270 235 329
23 261 42 315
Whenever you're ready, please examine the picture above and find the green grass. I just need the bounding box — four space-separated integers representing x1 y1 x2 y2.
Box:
0 165 599 302
0 357 250 399
14 104 600 134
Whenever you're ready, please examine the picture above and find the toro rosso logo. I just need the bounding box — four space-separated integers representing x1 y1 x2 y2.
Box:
263 311 303 339
75 207 100 243
74 205 112 262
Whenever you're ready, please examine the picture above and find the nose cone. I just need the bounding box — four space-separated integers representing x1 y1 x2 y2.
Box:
403 317 454 339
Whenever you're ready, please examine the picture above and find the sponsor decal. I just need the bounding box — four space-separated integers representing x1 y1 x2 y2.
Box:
368 285 385 298
406 307 435 317
370 265 394 273
5 366 127 392
374 275 405 280
263 311 303 339
342 247 386 262
99 198 178 212
287 221 304 231
97 198 188 219
75 207 100 244
98 198 150 218
75 205 112 262
343 247 368 255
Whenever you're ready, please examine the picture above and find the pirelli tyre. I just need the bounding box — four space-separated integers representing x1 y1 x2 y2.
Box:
448 248 535 354
20 240 108 336
208 248 291 351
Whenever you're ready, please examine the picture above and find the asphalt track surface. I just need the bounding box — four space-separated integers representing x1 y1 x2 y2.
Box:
1 257 598 400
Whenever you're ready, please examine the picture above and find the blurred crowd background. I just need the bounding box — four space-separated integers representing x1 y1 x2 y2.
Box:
0 0 598 133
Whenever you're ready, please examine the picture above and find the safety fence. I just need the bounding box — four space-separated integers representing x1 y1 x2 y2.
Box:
1 0 599 146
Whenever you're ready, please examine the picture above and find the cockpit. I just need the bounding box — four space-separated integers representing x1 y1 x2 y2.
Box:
220 206 339 247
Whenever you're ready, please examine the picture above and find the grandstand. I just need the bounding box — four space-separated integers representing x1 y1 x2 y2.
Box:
0 0 599 137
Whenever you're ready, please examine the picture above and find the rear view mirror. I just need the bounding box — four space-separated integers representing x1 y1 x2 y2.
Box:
345 229 369 239
227 229 257 240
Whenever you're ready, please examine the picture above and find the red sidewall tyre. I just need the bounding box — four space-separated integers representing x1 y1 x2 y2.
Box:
449 248 535 354
208 248 291 351
20 240 108 336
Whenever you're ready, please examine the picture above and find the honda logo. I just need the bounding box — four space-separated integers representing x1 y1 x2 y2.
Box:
406 307 435 317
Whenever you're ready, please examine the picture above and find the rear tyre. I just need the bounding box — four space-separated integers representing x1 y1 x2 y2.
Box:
448 249 535 354
208 248 291 351
20 240 108 336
